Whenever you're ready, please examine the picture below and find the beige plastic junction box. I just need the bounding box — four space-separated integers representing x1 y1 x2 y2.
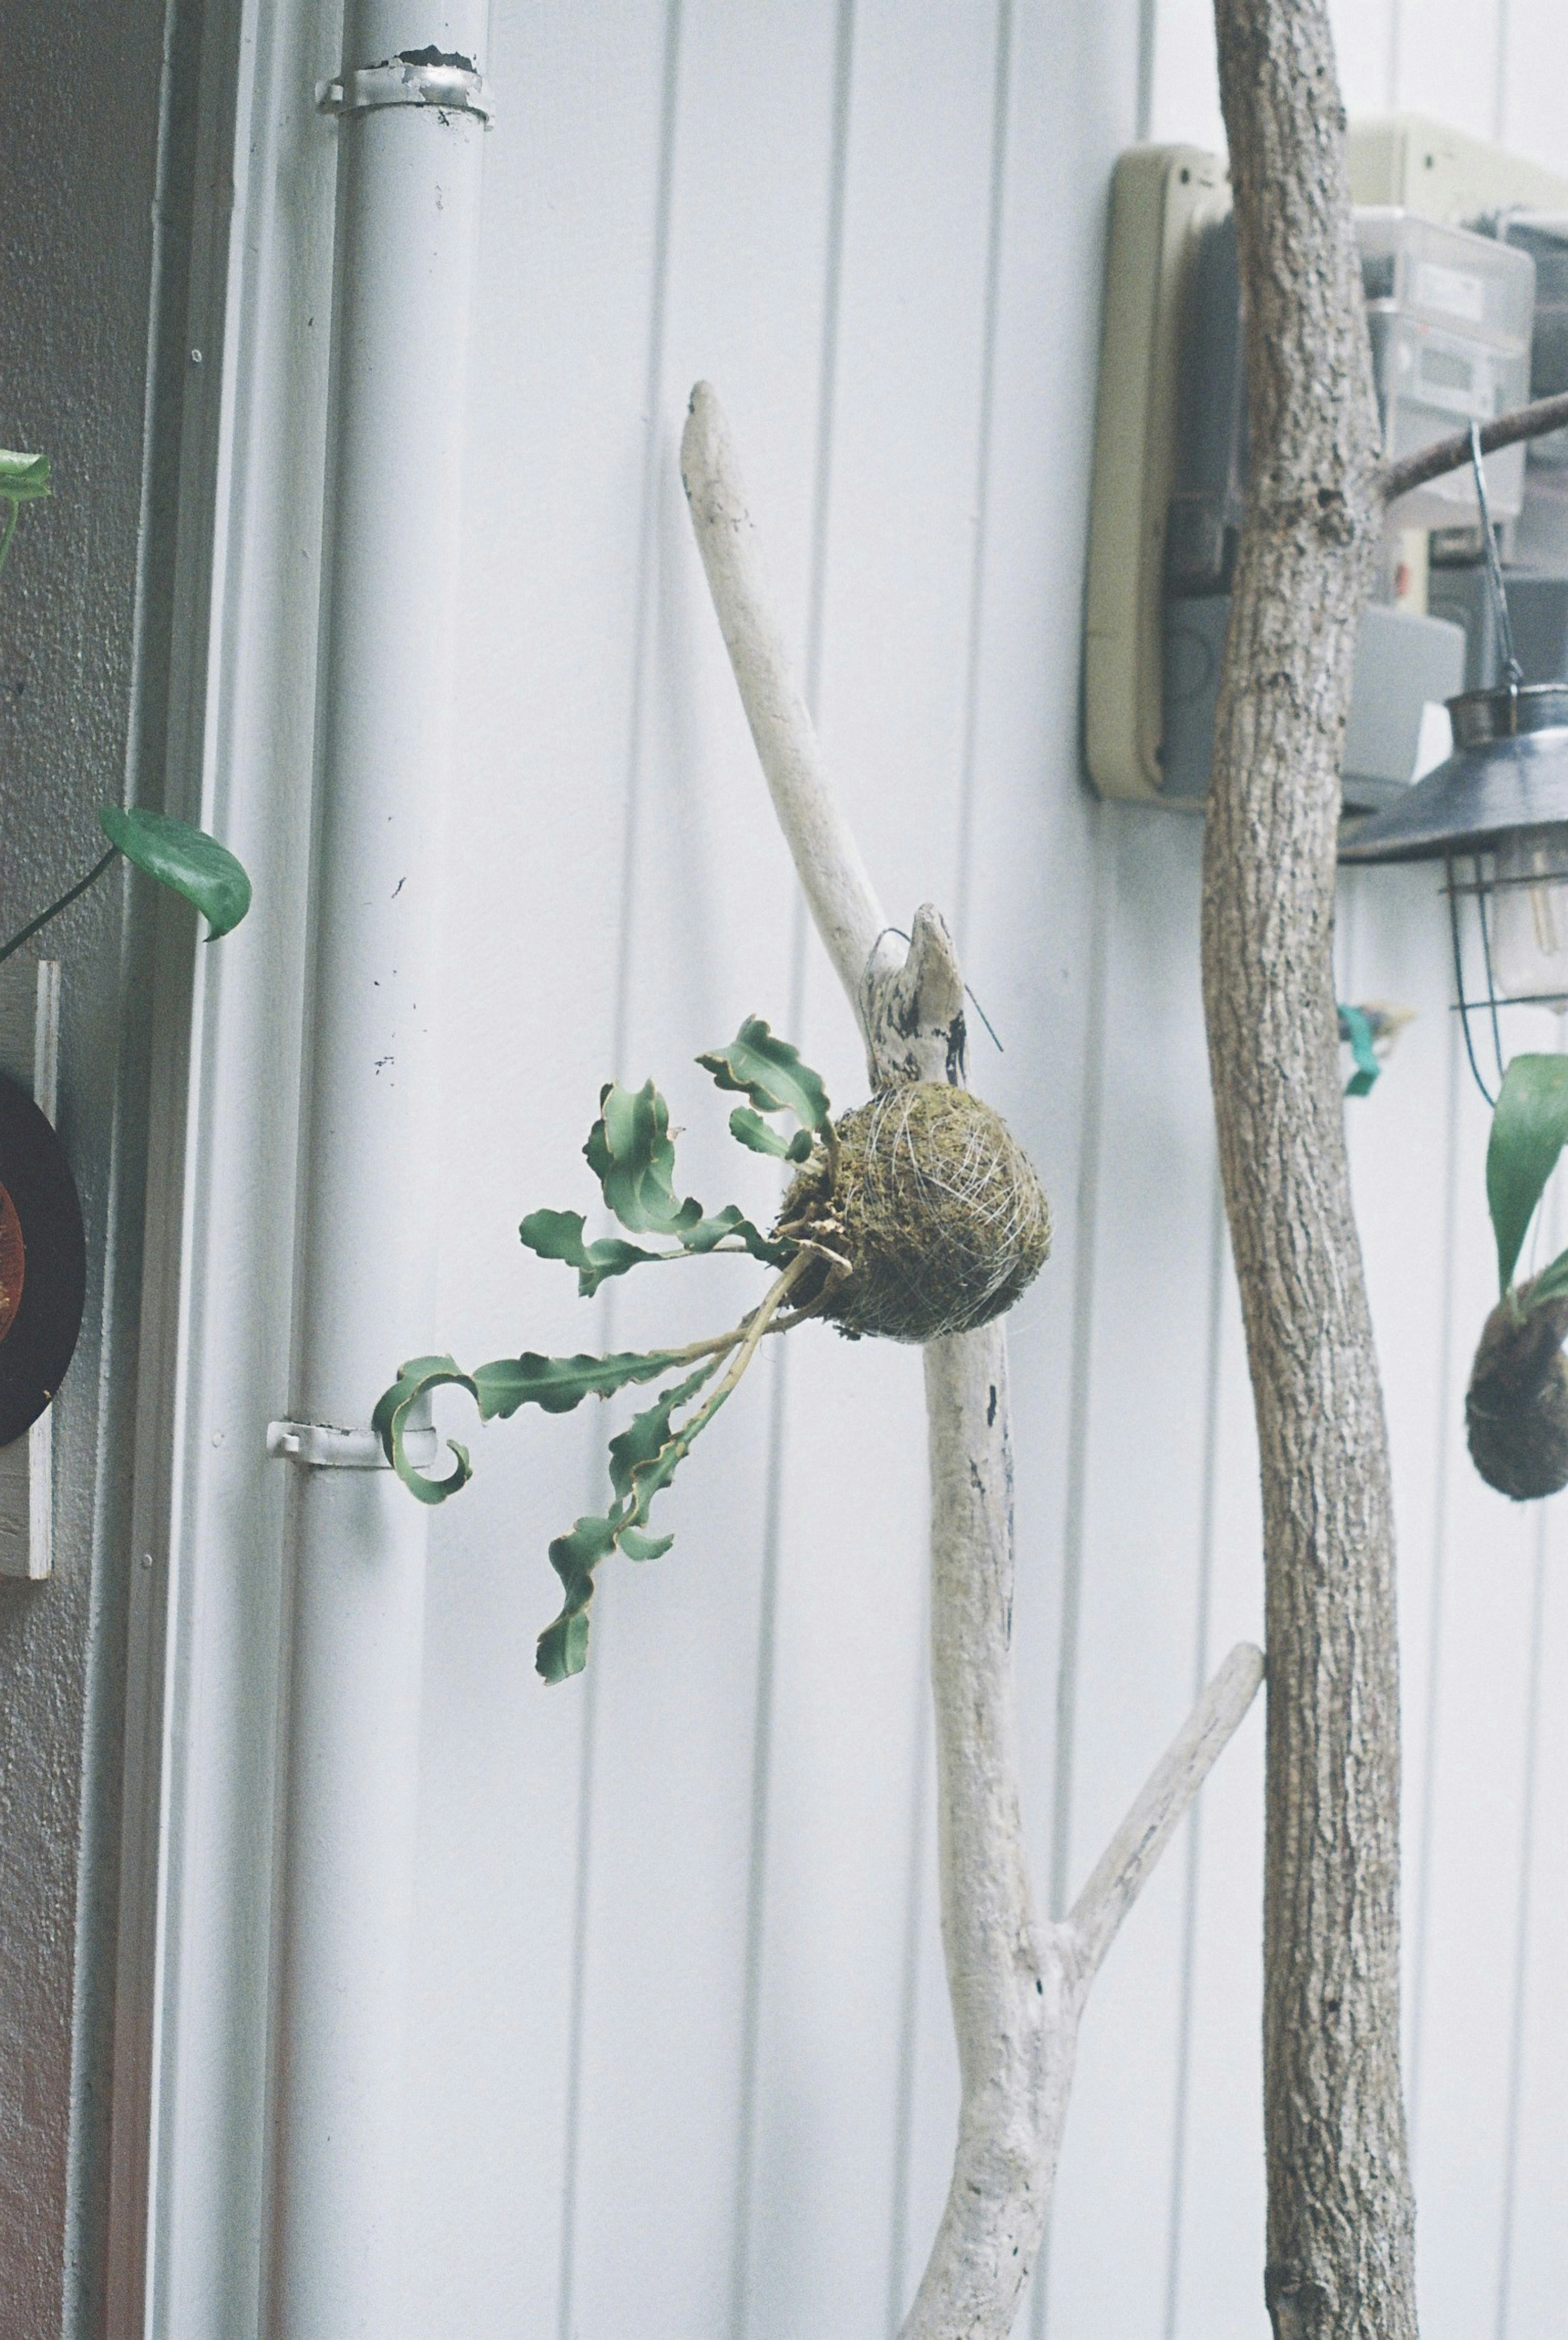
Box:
1084 120 1568 805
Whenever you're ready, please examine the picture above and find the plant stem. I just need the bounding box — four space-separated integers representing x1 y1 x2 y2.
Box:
0 845 118 969
679 1251 813 1437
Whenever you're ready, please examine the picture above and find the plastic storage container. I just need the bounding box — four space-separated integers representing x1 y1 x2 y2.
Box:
1360 208 1534 526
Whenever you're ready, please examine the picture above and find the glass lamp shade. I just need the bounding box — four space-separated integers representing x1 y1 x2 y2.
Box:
1339 682 1568 1095
1488 825 1568 1009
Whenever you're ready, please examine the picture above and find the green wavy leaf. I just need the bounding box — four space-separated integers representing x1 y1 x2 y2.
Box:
98 806 252 939
678 1201 791 1265
584 1078 703 1235
535 1357 730 1683
698 1018 831 1138
519 1206 664 1296
728 1104 814 1161
472 1346 684 1421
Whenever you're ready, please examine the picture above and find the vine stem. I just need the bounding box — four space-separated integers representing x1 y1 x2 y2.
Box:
682 379 1263 2337
680 1251 813 1438
0 844 118 969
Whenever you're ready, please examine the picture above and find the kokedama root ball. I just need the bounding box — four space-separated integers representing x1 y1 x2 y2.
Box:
1466 1280 1568 1501
779 1082 1051 1343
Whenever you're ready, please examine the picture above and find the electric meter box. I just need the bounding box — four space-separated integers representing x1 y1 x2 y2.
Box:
1359 209 1534 527
1167 208 1534 563
1492 212 1568 474
1085 142 1545 804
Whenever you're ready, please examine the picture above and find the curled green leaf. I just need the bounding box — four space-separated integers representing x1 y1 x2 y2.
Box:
699 1018 831 1148
538 1513 619 1682
584 1078 703 1235
371 1353 477 1503
98 805 252 939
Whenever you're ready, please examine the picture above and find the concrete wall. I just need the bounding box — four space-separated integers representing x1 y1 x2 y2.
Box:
0 2 227 2330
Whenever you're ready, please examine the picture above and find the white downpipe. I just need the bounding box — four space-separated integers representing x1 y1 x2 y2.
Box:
265 9 487 2335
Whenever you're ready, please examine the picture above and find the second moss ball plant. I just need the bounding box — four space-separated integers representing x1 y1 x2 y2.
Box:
1467 1051 1568 1499
375 1015 1051 1681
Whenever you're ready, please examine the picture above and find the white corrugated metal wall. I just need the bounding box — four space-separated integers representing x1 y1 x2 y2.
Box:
143 1 1567 2335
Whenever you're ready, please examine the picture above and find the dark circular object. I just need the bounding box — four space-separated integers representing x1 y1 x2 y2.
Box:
1466 1282 1568 1501
0 1071 85 1447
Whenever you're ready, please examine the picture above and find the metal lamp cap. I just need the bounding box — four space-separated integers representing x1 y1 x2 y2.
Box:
1339 681 1568 865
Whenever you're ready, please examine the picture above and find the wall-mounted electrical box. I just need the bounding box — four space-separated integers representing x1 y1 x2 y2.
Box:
1348 116 1568 229
1086 122 1568 810
1083 145 1228 803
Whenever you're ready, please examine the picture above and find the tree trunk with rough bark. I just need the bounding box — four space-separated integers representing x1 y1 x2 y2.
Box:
1207 3 1420 2334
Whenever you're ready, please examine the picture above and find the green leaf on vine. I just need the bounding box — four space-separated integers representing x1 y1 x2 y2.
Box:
98 806 252 939
0 452 50 500
1487 1053 1568 1300
698 1017 831 1141
519 1207 662 1296
472 1346 685 1420
677 1201 792 1265
584 1079 703 1235
727 1105 813 1161
534 1357 731 1683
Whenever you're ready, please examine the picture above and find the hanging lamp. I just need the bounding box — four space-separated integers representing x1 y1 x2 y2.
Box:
1339 426 1568 1101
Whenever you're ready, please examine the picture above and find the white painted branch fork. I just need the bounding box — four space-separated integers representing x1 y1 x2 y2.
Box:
681 381 1263 2339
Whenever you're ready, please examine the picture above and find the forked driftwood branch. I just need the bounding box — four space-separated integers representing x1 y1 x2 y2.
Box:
682 380 1264 2338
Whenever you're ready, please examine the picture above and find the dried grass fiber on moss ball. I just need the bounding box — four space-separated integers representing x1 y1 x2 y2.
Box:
1466 1280 1568 1501
780 1082 1051 1343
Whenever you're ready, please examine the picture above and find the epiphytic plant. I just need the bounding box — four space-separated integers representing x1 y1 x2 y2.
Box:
1467 1053 1568 1498
374 1015 1050 1681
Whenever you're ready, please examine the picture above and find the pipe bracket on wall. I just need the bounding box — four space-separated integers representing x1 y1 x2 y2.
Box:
265 1418 436 1471
315 59 493 127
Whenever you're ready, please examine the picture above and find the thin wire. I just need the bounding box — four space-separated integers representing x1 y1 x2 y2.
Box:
860 924 1005 1057
1477 863 1508 1091
1449 856 1497 1107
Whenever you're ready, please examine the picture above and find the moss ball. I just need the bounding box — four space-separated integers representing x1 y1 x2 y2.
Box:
778 1082 1051 1343
1466 1281 1568 1501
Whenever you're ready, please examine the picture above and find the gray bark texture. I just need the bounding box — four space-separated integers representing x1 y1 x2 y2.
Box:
1206 4 1420 2336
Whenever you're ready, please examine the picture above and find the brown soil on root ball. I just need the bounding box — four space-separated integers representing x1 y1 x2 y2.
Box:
778 1082 1051 1343
1466 1278 1568 1501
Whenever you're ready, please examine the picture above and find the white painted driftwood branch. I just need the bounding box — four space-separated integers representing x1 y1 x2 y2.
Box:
682 381 1263 2339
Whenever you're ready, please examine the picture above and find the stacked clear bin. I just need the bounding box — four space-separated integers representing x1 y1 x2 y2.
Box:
1360 208 1535 528
1492 213 1568 566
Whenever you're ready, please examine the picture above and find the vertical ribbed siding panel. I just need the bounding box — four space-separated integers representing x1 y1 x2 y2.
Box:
149 1 1568 2332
